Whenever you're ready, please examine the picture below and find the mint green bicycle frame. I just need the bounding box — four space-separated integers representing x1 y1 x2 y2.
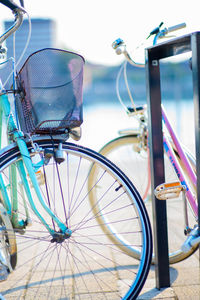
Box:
0 82 69 236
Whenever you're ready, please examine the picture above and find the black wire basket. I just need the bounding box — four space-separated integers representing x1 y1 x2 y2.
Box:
16 48 85 135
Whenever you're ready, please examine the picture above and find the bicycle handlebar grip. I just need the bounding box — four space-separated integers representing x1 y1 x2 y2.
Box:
0 0 21 11
168 23 186 33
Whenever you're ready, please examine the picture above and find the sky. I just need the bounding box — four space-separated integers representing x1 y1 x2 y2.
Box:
0 0 200 65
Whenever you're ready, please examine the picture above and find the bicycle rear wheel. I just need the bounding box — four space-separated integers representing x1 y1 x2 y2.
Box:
0 138 152 300
88 134 198 264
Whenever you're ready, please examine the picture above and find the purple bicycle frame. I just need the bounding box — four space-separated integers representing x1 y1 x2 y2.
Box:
161 105 198 217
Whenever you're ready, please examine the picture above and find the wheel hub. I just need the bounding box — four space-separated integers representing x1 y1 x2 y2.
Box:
50 229 72 243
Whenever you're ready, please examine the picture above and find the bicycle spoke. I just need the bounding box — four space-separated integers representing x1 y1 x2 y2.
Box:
0 140 152 299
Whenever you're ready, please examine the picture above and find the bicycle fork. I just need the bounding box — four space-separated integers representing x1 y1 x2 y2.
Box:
1 137 72 239
16 138 72 238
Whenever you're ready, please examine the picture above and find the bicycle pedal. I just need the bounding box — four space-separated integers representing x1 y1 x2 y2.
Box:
154 182 185 200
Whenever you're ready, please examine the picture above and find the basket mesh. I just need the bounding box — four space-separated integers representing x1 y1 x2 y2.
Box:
16 48 84 135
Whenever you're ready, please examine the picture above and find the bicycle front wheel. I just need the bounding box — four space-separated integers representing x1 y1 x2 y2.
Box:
0 139 152 300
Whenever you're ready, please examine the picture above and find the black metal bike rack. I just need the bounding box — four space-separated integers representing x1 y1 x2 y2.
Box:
145 32 200 288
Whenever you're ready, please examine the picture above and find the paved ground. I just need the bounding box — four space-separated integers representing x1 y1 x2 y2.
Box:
0 141 199 299
138 247 200 299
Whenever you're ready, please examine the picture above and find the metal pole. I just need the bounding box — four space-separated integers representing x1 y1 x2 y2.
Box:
191 32 200 245
145 52 170 288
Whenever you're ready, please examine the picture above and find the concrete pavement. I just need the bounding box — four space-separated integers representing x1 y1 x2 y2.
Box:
138 247 200 299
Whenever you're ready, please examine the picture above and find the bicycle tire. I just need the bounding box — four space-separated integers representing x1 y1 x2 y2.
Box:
0 138 152 300
88 134 198 264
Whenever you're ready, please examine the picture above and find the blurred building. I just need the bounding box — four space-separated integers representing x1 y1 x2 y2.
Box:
4 18 56 69
0 18 55 88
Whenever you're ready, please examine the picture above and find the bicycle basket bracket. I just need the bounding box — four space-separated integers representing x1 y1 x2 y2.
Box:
16 48 85 135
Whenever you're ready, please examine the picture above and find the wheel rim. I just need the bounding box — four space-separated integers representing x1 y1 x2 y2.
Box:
88 135 197 264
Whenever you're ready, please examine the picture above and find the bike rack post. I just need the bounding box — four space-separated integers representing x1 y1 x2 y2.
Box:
145 45 170 289
191 33 200 238
145 32 200 289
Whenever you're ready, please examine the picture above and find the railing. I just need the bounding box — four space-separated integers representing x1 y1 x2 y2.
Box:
145 32 200 288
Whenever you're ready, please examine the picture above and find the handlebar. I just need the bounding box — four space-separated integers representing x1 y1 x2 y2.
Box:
0 0 25 45
153 22 186 45
112 39 145 68
113 22 186 67
0 0 24 11
167 23 186 34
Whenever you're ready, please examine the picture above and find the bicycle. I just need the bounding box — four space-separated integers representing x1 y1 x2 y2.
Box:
88 22 200 265
0 0 152 299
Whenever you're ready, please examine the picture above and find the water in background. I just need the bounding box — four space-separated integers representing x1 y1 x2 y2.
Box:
2 96 195 158
75 99 195 157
